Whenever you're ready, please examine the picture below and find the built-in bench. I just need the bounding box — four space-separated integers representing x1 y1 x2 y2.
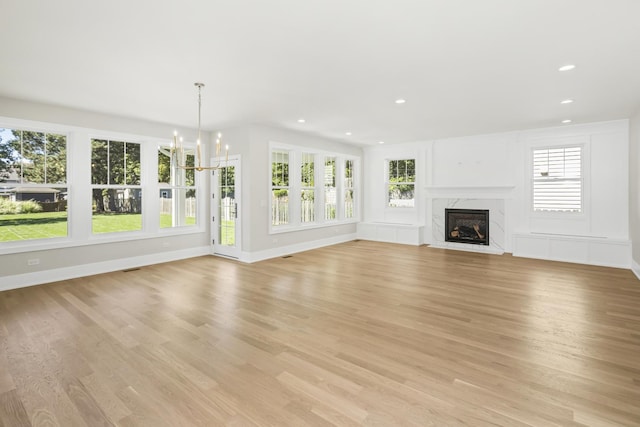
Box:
357 222 424 246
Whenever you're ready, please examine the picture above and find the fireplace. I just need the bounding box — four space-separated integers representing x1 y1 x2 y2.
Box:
445 208 489 245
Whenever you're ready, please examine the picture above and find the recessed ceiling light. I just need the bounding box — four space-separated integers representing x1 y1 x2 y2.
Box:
558 64 576 72
378 141 385 144
345 132 352 136
562 119 572 124
560 99 574 104
297 118 306 123
395 99 406 104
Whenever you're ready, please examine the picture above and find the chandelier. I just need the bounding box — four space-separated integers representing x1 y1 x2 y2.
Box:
172 82 228 171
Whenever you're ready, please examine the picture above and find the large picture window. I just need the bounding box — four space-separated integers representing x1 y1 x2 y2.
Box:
532 146 582 212
387 159 415 208
91 139 142 234
271 150 290 226
0 128 68 242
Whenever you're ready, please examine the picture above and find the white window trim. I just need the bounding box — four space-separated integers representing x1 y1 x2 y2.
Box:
526 136 589 219
384 157 417 210
268 141 360 234
0 116 206 255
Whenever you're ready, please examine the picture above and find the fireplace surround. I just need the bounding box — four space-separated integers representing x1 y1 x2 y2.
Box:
445 208 489 246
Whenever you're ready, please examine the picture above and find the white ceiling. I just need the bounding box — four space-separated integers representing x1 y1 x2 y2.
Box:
1 0 639 145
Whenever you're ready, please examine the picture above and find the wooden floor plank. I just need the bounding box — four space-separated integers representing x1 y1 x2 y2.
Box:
1 241 639 426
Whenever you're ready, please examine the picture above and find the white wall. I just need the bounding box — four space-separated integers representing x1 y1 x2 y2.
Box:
630 109 640 276
0 97 211 289
362 120 631 267
219 124 363 261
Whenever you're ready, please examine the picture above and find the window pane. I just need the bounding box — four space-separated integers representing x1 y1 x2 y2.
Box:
46 133 67 184
272 189 289 226
301 153 314 187
533 146 582 212
324 157 336 220
272 151 289 187
301 189 315 223
20 131 46 184
388 184 415 207
160 188 196 228
0 187 68 242
91 139 109 185
108 140 125 185
92 188 142 233
345 159 353 188
345 189 354 219
388 158 415 207
125 142 141 185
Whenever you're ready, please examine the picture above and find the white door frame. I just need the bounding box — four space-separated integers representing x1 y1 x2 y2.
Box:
211 156 241 258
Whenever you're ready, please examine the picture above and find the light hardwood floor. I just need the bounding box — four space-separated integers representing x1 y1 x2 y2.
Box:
1 241 640 426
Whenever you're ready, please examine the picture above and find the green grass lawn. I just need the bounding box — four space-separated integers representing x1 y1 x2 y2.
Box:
0 211 68 241
1 212 219 242
160 214 196 228
92 213 142 234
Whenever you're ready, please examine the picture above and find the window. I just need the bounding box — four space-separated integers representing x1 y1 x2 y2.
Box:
533 146 582 212
91 139 142 233
271 150 290 226
387 159 415 208
345 159 355 219
0 128 68 242
301 152 315 223
270 144 358 231
324 156 336 220
158 146 197 228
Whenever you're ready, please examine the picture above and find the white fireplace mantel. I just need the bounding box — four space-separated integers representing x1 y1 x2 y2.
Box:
425 185 515 199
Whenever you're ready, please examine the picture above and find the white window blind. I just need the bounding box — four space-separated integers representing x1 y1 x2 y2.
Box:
532 146 581 212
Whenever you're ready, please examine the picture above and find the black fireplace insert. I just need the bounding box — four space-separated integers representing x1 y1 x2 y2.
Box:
445 208 489 245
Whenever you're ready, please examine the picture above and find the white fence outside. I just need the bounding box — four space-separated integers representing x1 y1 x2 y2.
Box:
160 197 196 217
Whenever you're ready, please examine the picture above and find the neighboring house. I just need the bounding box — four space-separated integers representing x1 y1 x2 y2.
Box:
11 187 60 203
0 169 19 199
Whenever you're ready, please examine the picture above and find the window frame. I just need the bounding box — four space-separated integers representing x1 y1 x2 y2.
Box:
0 125 71 247
269 142 359 234
0 116 206 256
385 158 416 209
532 145 583 214
90 138 144 235
157 144 199 230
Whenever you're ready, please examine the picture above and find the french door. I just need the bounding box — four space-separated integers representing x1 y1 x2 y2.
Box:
212 158 241 258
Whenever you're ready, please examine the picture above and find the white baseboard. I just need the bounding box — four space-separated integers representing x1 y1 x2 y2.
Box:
238 233 357 263
0 246 211 292
632 260 640 281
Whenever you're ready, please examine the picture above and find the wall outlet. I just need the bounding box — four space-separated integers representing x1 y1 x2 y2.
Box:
27 258 40 266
